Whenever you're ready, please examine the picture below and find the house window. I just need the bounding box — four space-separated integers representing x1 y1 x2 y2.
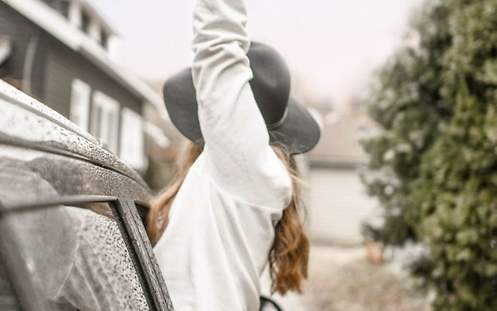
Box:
70 79 91 131
61 2 70 18
120 108 145 170
81 11 91 33
68 1 81 27
88 20 102 43
91 92 119 154
101 31 109 50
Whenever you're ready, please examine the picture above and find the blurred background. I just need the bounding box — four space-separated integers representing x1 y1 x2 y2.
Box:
2 0 496 310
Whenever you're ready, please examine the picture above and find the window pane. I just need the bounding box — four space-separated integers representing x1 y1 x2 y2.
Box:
69 80 90 131
96 105 103 138
92 92 119 154
120 108 145 170
101 31 109 50
90 104 102 139
107 110 118 153
81 11 90 33
0 258 20 311
0 202 150 311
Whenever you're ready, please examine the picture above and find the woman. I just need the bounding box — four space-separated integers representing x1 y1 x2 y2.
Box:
148 0 321 309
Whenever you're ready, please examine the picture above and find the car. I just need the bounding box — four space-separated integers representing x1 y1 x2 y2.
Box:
0 80 173 311
0 80 283 311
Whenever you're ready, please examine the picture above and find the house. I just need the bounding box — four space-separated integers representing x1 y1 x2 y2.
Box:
307 101 378 245
0 0 169 171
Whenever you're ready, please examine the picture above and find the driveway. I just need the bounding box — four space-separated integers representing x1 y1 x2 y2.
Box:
273 245 431 311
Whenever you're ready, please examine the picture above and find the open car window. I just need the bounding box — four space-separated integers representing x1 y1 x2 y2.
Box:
0 255 20 311
0 201 149 311
0 199 153 311
0 159 173 311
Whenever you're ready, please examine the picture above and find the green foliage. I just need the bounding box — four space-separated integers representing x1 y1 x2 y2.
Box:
362 0 497 309
362 0 453 245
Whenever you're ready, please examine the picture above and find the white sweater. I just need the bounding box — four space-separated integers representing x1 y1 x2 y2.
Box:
153 0 292 310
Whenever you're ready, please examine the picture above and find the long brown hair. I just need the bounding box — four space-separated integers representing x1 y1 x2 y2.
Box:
147 141 309 295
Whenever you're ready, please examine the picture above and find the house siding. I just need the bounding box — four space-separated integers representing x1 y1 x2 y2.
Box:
43 34 142 117
43 34 143 154
0 2 142 114
1 1 144 156
0 2 43 87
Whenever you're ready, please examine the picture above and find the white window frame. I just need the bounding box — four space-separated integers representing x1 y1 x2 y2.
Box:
69 79 91 131
88 19 102 43
68 0 81 28
120 107 145 170
91 91 119 154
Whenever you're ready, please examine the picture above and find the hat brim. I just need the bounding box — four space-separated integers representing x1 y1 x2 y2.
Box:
269 98 321 155
163 70 321 155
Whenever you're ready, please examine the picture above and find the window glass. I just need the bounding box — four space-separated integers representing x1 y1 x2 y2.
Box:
61 2 70 18
68 1 81 27
0 202 150 311
0 258 20 311
101 31 109 50
0 36 12 67
88 20 102 43
91 92 119 154
81 11 90 33
69 79 91 131
94 104 103 138
120 108 145 170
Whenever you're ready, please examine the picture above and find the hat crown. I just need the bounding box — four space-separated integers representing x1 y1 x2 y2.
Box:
248 42 291 126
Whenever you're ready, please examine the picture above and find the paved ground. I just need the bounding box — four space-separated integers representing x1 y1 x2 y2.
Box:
272 245 431 311
266 168 430 310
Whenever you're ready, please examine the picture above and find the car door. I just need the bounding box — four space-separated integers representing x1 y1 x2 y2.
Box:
0 81 174 310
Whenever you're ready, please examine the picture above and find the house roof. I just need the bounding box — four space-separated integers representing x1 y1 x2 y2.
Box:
2 0 169 121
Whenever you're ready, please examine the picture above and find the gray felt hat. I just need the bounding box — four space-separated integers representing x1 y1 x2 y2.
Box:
163 42 321 155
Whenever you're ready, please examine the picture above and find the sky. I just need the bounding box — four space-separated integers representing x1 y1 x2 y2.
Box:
90 0 423 106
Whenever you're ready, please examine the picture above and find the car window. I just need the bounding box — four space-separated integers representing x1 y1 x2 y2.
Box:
0 149 173 311
0 201 151 311
0 256 21 311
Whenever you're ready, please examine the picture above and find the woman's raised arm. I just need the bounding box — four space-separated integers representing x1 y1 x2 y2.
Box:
191 0 291 205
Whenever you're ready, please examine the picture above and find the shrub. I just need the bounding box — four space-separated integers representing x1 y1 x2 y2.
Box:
362 0 497 309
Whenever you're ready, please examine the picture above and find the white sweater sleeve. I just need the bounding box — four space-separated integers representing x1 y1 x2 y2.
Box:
192 0 291 206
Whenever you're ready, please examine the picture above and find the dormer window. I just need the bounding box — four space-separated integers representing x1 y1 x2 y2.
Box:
81 10 90 33
101 31 109 50
88 20 102 42
66 0 116 53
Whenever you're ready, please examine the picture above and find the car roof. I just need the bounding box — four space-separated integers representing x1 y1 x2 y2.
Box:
0 80 149 191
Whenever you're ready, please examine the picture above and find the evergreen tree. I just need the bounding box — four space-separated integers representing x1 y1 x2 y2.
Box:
408 1 497 309
363 0 497 309
362 1 453 245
